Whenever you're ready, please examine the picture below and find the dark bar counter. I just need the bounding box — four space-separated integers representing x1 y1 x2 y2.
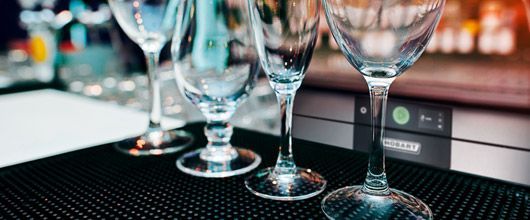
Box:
1 123 528 219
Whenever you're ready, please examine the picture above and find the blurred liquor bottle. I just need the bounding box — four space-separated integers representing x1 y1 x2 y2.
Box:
6 0 74 90
57 0 128 97
477 0 517 55
18 0 60 83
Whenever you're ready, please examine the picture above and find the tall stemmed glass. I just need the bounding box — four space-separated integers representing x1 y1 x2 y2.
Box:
108 0 193 156
171 0 261 178
321 0 445 218
245 0 327 200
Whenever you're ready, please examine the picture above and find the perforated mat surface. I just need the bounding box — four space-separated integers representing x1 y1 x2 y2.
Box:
0 123 529 219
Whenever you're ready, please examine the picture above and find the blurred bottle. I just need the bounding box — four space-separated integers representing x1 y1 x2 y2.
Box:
439 0 461 54
524 0 530 31
478 0 517 55
17 0 72 84
316 10 338 50
58 0 127 101
27 14 57 82
457 20 479 54
427 0 479 55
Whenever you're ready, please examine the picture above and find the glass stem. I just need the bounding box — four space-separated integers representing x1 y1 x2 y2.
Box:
201 120 237 162
205 120 233 150
363 82 391 196
145 51 162 130
273 92 297 176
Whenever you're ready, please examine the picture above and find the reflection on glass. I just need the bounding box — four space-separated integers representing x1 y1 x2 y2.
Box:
321 0 445 219
109 0 193 156
244 0 326 201
171 0 261 178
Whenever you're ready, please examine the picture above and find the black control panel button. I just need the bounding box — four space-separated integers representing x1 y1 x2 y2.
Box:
418 108 445 132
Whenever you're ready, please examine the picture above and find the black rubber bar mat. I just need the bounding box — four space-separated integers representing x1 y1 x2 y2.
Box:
1 123 528 219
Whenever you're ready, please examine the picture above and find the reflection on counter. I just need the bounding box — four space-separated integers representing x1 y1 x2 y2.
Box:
59 66 280 135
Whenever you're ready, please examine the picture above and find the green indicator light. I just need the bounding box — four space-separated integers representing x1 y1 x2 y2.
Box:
392 106 410 125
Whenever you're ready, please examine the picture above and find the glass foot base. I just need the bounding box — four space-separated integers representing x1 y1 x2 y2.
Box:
114 129 193 156
245 167 327 201
321 185 433 220
176 147 261 178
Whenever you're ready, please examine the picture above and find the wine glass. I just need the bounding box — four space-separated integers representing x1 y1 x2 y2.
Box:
171 0 262 178
108 0 193 156
321 0 445 219
245 0 327 200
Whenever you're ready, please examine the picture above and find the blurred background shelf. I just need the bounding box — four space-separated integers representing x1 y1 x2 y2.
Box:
307 50 530 111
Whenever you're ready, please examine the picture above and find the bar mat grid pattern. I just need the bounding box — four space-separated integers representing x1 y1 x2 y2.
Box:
1 123 528 219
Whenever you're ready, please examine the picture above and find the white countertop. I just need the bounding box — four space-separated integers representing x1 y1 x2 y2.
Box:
0 89 185 168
